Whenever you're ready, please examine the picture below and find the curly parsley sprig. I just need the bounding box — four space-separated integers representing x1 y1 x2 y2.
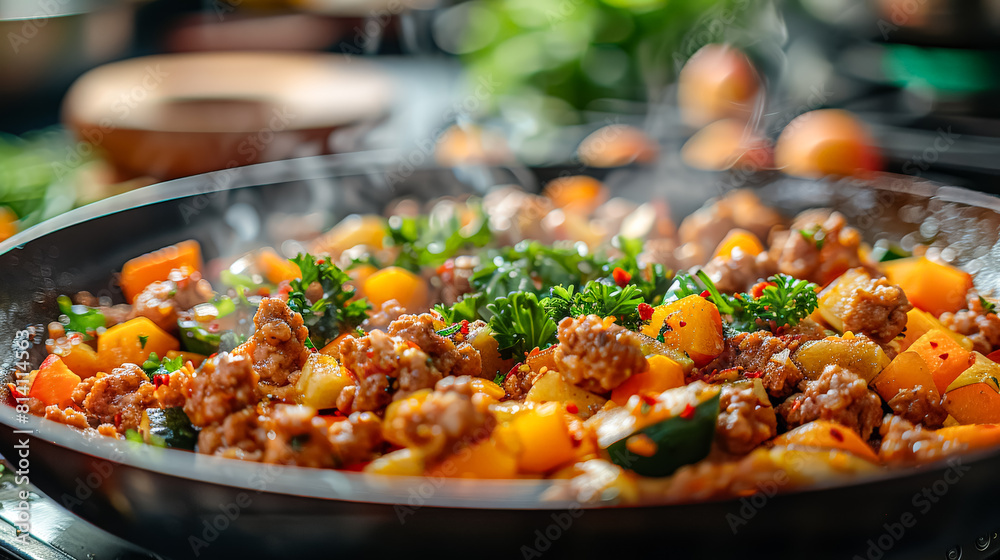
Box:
668 270 818 333
487 293 558 360
287 253 370 348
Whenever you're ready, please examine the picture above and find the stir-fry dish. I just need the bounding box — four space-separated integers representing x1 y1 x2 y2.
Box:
14 182 1000 505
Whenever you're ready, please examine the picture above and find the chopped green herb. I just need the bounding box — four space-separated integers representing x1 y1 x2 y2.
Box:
798 226 825 250
141 353 185 380
487 292 558 360
541 281 646 330
387 203 492 272
979 296 996 315
124 429 144 444
138 335 148 349
57 295 105 340
286 253 371 348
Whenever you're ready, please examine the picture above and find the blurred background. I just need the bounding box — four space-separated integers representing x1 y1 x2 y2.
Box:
2 0 1000 242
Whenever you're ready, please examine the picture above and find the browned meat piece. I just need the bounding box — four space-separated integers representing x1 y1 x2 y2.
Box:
43 405 89 429
154 368 192 409
129 268 213 331
716 382 777 455
878 414 954 465
80 364 157 433
940 292 1000 354
261 404 336 467
337 330 395 413
678 190 784 258
338 314 483 412
184 354 259 427
387 313 481 377
197 408 268 461
886 385 947 429
698 331 806 398
501 363 540 400
769 210 863 286
439 255 478 306
700 250 777 294
840 274 912 344
361 299 407 332
384 387 494 461
555 315 648 393
777 364 883 440
71 376 97 409
250 297 311 386
328 411 384 467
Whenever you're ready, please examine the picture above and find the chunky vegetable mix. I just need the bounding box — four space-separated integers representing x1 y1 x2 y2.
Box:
17 186 1000 506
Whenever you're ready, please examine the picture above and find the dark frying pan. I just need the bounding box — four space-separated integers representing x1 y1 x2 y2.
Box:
2 152 1000 560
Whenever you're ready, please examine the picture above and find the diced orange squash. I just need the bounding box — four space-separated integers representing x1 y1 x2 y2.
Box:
936 424 1000 451
899 308 973 352
56 342 100 379
467 378 507 401
871 351 940 404
883 257 972 317
442 437 518 479
29 355 81 409
944 385 1000 425
164 350 207 367
611 355 685 405
348 264 378 299
543 175 607 215
908 330 973 394
816 268 872 333
97 317 180 371
0 206 17 242
363 266 428 313
713 228 764 260
257 248 301 285
506 402 577 473
640 295 724 367
793 334 889 383
319 332 355 359
120 240 202 303
772 420 879 464
315 215 387 255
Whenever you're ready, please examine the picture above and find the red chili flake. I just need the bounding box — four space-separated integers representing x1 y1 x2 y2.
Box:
939 353 949 361
7 383 25 401
612 267 632 287
930 341 938 349
790 400 802 413
316 259 325 265
678 320 687 328
153 374 170 388
637 303 654 321
699 290 711 298
566 402 579 414
744 370 763 379
640 394 658 407
207 322 221 333
436 260 455 282
114 412 122 427
278 282 292 297
502 362 522 384
679 403 696 420
366 350 375 359
830 428 844 442
459 320 470 336
751 281 775 299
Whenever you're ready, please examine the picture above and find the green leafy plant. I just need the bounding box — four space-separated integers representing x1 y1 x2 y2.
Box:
287 253 371 348
487 292 559 360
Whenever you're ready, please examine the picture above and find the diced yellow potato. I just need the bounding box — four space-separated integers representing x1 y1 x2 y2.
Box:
525 370 607 418
793 334 889 383
364 448 426 476
295 354 353 410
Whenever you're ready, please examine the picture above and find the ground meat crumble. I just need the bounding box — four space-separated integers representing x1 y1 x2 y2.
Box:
777 364 883 440
555 315 648 393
